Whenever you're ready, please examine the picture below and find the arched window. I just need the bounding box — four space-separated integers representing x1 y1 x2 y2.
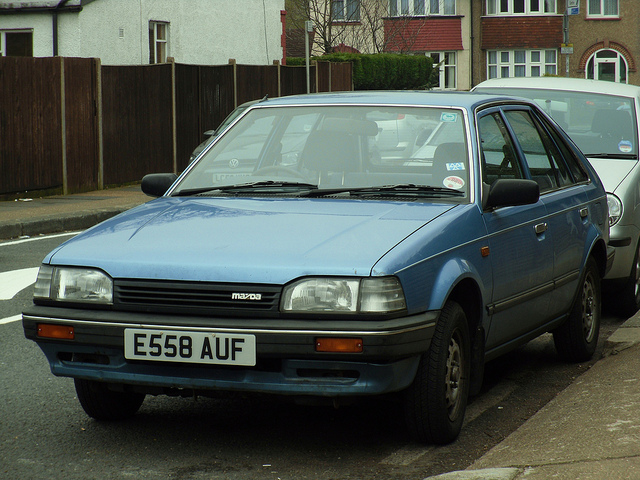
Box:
586 49 628 83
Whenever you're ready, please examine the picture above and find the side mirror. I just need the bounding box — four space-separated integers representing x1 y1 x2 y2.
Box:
141 173 178 198
484 179 540 210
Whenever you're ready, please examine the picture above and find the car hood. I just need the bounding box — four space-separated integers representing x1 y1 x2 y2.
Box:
587 157 639 193
47 197 455 284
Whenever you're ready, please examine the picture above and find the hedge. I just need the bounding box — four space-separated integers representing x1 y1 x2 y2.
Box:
287 53 435 90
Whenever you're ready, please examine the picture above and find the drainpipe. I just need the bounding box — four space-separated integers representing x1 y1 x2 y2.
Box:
52 0 71 56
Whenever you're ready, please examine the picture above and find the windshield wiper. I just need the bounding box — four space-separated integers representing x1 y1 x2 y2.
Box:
585 153 638 160
300 184 465 198
174 181 318 197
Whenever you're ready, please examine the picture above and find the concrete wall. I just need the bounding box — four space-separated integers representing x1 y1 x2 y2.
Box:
0 0 285 65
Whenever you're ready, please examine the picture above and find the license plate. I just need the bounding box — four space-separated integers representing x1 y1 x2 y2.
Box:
124 329 256 366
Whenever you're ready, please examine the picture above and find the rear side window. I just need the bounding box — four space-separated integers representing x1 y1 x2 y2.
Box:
539 116 590 184
503 110 573 193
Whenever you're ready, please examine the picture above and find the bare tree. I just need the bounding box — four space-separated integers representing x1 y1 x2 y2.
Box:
286 0 450 56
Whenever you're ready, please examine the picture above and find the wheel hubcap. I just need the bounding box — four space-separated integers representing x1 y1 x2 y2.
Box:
445 331 464 418
634 247 640 303
582 272 597 342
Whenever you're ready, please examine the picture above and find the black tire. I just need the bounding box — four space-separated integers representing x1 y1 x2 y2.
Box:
403 300 470 444
74 379 145 420
616 240 640 317
553 257 601 362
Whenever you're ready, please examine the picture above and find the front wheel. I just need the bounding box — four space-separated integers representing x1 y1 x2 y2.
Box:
553 257 601 362
403 300 470 444
74 379 145 420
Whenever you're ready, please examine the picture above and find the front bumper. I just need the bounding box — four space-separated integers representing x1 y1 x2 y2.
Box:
606 223 640 281
23 306 437 396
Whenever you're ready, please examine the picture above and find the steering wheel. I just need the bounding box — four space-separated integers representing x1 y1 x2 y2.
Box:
252 165 309 180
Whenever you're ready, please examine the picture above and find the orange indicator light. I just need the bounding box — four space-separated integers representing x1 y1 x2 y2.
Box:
316 338 363 353
37 323 75 340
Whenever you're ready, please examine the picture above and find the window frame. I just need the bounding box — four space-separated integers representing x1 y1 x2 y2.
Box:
149 21 169 64
0 29 33 57
332 0 361 22
487 49 557 79
428 51 457 90
587 0 619 18
486 0 556 15
389 0 455 16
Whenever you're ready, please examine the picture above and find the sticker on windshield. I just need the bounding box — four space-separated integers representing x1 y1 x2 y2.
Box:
446 162 465 171
619 140 633 153
440 112 458 123
443 176 465 190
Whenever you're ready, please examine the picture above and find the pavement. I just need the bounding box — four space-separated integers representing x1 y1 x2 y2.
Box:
2 185 640 480
0 185 149 240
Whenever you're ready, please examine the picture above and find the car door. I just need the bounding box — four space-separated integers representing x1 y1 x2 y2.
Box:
503 107 594 318
478 108 556 353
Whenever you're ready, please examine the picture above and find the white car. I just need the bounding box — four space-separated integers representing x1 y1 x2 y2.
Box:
474 77 640 315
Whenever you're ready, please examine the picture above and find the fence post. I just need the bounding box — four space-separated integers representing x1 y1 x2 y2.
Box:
96 58 104 190
229 58 238 108
274 60 281 97
313 60 318 93
169 57 177 174
60 57 68 195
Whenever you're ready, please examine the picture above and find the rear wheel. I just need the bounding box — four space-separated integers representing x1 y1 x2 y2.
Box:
74 379 145 420
553 257 601 362
403 300 470 444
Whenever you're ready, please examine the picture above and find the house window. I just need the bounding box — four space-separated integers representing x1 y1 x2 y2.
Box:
429 51 457 89
587 0 619 17
486 0 556 14
390 0 455 16
487 49 557 78
0 30 33 57
332 0 360 22
586 49 627 83
149 21 169 64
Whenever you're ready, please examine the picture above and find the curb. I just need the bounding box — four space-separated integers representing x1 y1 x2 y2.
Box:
0 208 128 240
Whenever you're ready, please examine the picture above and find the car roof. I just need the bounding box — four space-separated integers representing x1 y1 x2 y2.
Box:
475 77 640 98
251 90 525 110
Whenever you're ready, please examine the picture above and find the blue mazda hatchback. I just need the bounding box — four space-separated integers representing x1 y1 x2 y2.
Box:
24 91 613 444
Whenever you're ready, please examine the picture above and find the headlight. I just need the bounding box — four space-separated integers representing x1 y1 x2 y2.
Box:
34 266 113 304
281 277 406 314
607 193 622 227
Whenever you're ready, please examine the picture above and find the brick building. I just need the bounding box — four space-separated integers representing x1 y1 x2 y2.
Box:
471 0 639 86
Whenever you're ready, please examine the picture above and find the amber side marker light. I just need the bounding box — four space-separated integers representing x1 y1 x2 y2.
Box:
316 338 363 353
37 323 75 340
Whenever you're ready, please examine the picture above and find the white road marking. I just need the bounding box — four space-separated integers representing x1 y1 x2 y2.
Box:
0 314 22 325
0 267 40 300
0 231 79 247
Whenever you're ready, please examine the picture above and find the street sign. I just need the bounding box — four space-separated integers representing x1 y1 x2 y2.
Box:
567 0 579 14
561 44 574 55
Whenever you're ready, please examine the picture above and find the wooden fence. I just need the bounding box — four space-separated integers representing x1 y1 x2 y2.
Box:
0 57 352 196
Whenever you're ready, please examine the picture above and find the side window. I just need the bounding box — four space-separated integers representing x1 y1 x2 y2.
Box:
543 118 590 184
478 113 523 186
503 110 572 193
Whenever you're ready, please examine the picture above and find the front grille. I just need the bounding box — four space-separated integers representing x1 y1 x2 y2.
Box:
113 279 281 317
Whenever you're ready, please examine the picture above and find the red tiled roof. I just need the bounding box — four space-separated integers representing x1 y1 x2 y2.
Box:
385 17 463 52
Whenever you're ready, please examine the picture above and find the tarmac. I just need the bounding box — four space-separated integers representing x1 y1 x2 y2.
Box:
2 185 640 480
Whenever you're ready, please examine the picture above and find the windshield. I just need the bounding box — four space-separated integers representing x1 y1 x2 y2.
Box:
175 105 470 200
478 87 638 159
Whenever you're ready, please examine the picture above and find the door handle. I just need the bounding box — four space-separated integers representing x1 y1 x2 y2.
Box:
534 223 548 234
580 207 589 219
